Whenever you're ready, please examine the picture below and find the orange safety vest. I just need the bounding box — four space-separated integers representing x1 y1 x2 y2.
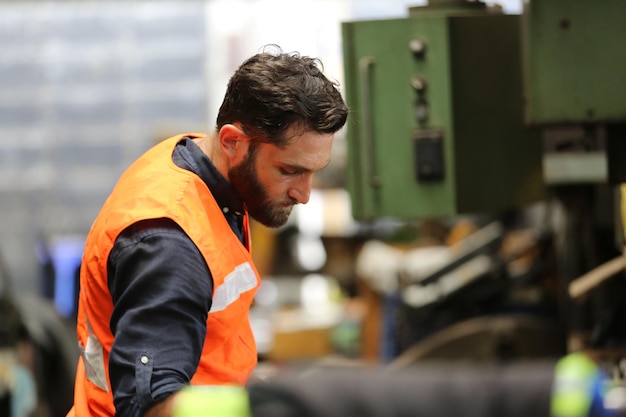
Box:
67 134 261 417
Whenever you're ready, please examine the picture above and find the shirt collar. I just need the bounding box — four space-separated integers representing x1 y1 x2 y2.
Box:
174 137 245 216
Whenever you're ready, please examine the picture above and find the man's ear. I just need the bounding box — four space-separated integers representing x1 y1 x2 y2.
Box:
218 124 250 161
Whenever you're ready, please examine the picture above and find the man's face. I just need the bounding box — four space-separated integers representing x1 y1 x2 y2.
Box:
228 129 334 228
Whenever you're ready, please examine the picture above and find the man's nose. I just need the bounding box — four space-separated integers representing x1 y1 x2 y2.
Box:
288 174 313 204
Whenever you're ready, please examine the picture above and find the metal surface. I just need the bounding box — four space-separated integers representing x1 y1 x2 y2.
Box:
342 14 544 220
388 315 564 366
408 0 501 17
543 152 607 185
522 0 626 124
358 56 381 190
569 255 626 300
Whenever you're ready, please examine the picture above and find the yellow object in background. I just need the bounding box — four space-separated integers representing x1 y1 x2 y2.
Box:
621 184 626 244
551 352 602 417
173 385 251 417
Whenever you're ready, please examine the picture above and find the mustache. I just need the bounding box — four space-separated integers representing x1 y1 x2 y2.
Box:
276 197 299 207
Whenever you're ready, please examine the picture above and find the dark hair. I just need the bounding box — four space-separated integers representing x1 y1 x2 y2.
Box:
216 45 348 147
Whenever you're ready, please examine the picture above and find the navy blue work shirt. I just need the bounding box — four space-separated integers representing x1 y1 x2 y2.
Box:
106 137 246 417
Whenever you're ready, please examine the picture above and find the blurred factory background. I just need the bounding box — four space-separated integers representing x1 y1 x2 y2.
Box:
2 1 626 417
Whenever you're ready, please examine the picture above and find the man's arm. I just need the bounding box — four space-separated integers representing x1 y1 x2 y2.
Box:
108 219 213 417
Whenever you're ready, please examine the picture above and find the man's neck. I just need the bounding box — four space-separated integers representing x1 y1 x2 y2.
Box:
195 131 229 180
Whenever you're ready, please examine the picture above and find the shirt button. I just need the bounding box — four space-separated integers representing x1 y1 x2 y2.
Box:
223 207 230 213
141 355 149 365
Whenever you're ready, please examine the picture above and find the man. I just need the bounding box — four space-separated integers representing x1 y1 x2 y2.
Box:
66 46 348 417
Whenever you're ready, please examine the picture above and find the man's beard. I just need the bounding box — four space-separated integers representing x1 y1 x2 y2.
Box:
228 150 296 228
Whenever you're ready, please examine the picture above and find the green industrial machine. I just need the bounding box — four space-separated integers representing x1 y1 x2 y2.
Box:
342 2 544 220
521 0 626 184
342 0 626 220
522 0 626 125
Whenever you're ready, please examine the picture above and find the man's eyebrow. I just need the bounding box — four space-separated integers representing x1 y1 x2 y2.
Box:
283 159 331 172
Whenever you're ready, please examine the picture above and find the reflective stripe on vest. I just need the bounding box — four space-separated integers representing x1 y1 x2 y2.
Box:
210 262 257 313
83 317 108 392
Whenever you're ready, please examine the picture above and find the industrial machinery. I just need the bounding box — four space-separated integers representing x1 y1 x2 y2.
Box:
342 1 544 219
340 0 626 407
342 0 626 217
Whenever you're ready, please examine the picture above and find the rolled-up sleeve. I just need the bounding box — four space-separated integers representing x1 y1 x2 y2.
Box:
107 218 213 417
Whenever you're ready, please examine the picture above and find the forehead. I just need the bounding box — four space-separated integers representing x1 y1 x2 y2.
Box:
261 130 334 171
